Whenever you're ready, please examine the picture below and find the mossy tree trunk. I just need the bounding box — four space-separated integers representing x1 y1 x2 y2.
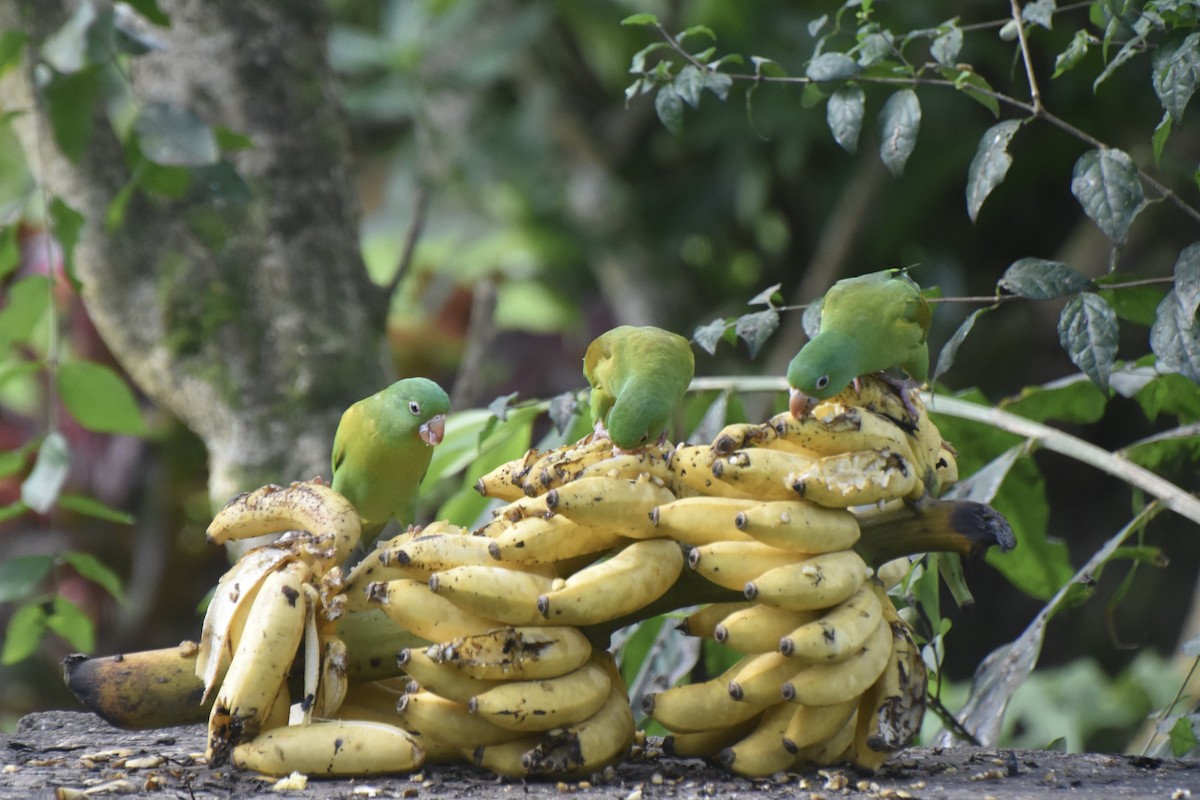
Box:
2 0 388 506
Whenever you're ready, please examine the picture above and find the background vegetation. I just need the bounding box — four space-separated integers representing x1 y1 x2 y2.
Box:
1 0 1198 758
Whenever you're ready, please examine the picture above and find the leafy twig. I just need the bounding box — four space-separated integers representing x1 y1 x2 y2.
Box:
1010 0 1044 114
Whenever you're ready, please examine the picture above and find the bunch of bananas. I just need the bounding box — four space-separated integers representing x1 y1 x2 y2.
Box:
64 375 1011 781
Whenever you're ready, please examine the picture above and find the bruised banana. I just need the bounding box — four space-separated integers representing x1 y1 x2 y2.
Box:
537 538 684 625
733 500 860 554
312 636 349 719
781 615 893 707
475 448 543 501
714 605 820 654
575 447 673 485
232 720 424 776
486 514 624 564
368 578 504 641
471 735 543 779
790 449 921 507
206 480 359 563
778 582 883 662
468 656 612 732
745 550 871 611
428 565 556 625
522 677 635 777
650 496 758 546
769 405 918 465
63 642 209 729
425 626 592 681
545 475 675 538
397 690 525 747
710 421 785 456
688 540 812 592
711 448 814 500
521 435 615 495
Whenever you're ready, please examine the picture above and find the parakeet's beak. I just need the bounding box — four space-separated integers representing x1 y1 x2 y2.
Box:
419 414 446 446
788 387 817 418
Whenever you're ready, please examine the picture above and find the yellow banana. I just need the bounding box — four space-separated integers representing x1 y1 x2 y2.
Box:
669 445 756 499
688 540 811 592
522 663 634 777
649 496 757 546
770 405 917 463
537 539 684 626
369 578 504 641
643 657 770 733
874 556 912 590
818 373 917 428
715 701 799 777
341 542 424 612
726 651 798 706
664 714 762 757
382 526 488 574
575 445 674 485
789 449 920 508
63 642 209 729
713 605 820 654
521 435 616 495
312 636 349 718
428 565 555 625
779 582 883 662
710 448 813 500
208 561 309 764
710 421 780 456
425 626 592 681
794 708 858 766
232 719 424 776
473 495 553 538
397 647 503 704
476 448 542 500
469 657 612 733
485 514 624 564
471 736 540 779
206 480 360 562
781 698 857 753
781 615 892 707
397 690 526 747
678 601 756 639
733 500 860 553
545 475 675 538
745 550 871 611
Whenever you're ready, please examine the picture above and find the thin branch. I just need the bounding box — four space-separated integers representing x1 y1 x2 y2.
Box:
384 183 431 307
1010 0 1044 114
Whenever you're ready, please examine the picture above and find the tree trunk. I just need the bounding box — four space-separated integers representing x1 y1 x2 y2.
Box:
2 0 387 505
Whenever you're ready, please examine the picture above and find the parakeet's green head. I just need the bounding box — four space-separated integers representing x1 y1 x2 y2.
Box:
785 334 856 416
383 377 451 445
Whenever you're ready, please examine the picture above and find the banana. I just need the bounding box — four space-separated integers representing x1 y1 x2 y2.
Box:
688 540 811 592
714 605 820 654
781 615 892 707
794 708 858 766
521 435 615 495
745 550 871 611
63 641 209 729
733 500 860 553
397 647 503 704
679 601 756 639
643 657 770 734
781 698 858 753
649 496 758 546
312 636 349 718
485 514 624 564
778 582 883 662
473 495 553 538
369 578 504 641
545 476 675 538
664 714 762 757
819 373 917 428
206 480 360 562
467 656 613 732
575 445 674 485
426 626 592 681
341 542 424 612
428 565 556 625
397 689 526 747
476 448 542 500
715 701 799 777
710 448 814 500
726 651 798 706
471 736 540 779
208 561 309 764
537 539 684 626
232 719 425 776
710 421 780 456
770 405 918 463
874 556 912 590
669 445 755 499
789 449 920 508
523 679 636 778
382 526 488 574
337 607 428 683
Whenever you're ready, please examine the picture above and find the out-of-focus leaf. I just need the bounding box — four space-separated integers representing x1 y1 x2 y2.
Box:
693 318 729 355
702 70 733 102
49 198 85 286
0 30 26 77
0 275 51 349
45 69 99 163
20 432 70 514
966 119 1024 222
747 283 781 307
1070 148 1145 244
192 162 253 206
134 102 219 166
878 88 920 177
931 23 963 66
826 84 865 154
999 257 1095 299
46 596 94 653
1098 274 1167 326
1054 29 1093 78
1058 293 1119 391
63 551 126 602
689 390 730 446
41 0 103 73
1094 15 1151 92
1151 290 1200 383
806 52 861 82
1153 32 1200 125
547 391 580 435
675 65 705 108
0 555 53 603
938 552 974 608
1171 242 1200 322
57 360 145 435
1134 372 1200 423
485 391 519 422
621 13 659 27
1002 375 1109 424
1022 0 1056 29
939 67 1000 117
801 299 823 339
734 308 779 359
856 32 893 68
1169 715 1200 758
121 0 170 27
933 306 992 383
1153 113 1171 167
655 84 683 135
1 602 47 664
58 494 135 526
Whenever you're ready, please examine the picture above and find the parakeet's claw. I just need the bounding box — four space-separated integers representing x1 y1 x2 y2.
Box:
419 414 447 447
874 373 922 425
789 387 818 418
593 419 611 440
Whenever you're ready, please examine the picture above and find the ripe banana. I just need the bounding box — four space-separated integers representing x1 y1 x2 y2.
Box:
643 657 770 733
649 496 758 546
789 449 920 508
471 736 541 779
206 480 360 563
397 689 526 747
770 405 917 464
521 435 615 495
232 719 425 776
664 714 762 757
725 651 798 706
781 698 857 753
476 448 542 500
63 642 209 729
678 601 756 639
688 540 811 592
522 677 635 777
575 446 674 485
778 582 882 662
669 445 755 499
715 701 799 777
745 550 871 611
710 421 781 456
425 626 592 681
794 708 858 766
369 578 504 641
545 475 675 538
733 500 860 553
382 527 494 575
397 647 503 704
781 615 893 707
312 636 349 718
208 561 309 764
713 605 820 654
428 565 555 625
711 448 814 500
485 514 624 564
537 539 684 626
467 656 612 732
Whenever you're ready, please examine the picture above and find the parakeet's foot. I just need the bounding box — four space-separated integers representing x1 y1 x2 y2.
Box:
873 372 923 425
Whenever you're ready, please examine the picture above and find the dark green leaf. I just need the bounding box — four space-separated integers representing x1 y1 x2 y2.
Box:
46 596 94 653
621 13 659 27
826 85 865 154
1171 242 1200 321
49 197 85 287
748 283 782 307
1134 372 1200 422
58 494 135 526
547 391 580 435
939 67 1000 117
1 602 47 664
139 162 191 198
933 306 991 383
654 85 684 135
63 551 126 601
693 318 729 355
806 52 861 82
57 360 145 436
986 457 1073 601
734 308 779 359
21 432 70 514
0 274 51 349
121 0 170 27
1053 29 1093 78
1002 375 1108 424
1153 32 1200 124
1123 428 1200 474
674 65 704 108
0 555 53 603
999 257 1095 299
966 119 1024 222
1169 716 1200 758
1058 293 1119 391
878 89 920 177
931 24 962 66
1099 281 1164 326
1153 113 1171 167
1022 0 1056 30
702 71 733 102
1151 290 1200 382
214 126 253 151
0 30 27 77
1094 17 1152 92
45 69 99 162
191 162 253 205
134 102 219 166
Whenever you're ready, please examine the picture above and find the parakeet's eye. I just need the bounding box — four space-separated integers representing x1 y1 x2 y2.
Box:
815 375 830 391
408 401 421 415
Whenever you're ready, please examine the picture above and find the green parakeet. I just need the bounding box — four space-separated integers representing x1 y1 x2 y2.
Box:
330 377 450 545
584 325 695 450
786 268 931 418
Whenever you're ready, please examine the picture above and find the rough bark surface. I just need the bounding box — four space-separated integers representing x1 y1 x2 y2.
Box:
1 0 388 503
2 712 1197 800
